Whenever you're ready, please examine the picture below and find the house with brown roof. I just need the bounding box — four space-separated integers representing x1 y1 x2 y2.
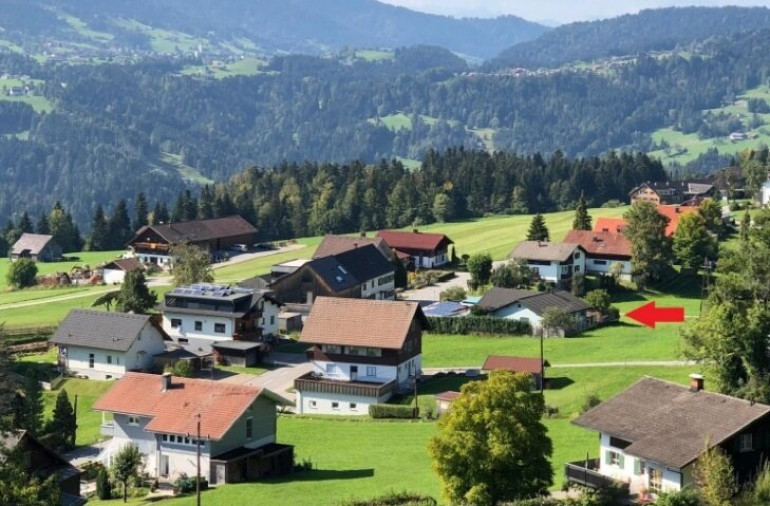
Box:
11 233 62 262
508 241 586 286
629 181 717 206
294 297 428 415
563 230 632 278
567 375 770 498
101 257 145 284
127 215 257 266
482 355 550 390
376 229 454 269
313 234 394 261
435 391 461 415
476 287 593 336
94 372 293 485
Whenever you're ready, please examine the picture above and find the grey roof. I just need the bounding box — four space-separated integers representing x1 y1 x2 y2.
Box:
212 341 263 351
477 287 591 316
573 377 770 469
287 244 394 293
50 309 153 352
11 233 55 256
509 241 583 262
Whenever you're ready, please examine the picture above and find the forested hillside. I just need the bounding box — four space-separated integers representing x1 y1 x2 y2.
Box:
0 0 546 59
1 28 768 227
491 7 770 69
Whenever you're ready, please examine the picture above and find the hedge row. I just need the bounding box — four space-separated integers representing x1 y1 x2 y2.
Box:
369 404 418 419
426 316 532 336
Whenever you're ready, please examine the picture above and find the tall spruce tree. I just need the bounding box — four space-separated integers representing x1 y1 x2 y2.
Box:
133 192 148 232
115 270 157 314
571 192 592 230
107 200 132 250
89 204 109 251
152 201 170 224
526 213 550 242
17 212 33 234
47 389 77 451
35 214 49 235
19 374 44 436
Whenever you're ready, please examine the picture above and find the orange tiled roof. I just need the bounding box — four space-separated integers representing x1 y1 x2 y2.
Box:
657 205 698 237
483 355 549 374
93 372 285 440
298 297 425 349
563 230 632 258
593 217 627 234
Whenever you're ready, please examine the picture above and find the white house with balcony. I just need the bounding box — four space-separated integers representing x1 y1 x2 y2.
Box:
509 241 586 286
94 372 293 484
294 297 428 415
568 375 770 499
160 283 281 355
50 310 168 380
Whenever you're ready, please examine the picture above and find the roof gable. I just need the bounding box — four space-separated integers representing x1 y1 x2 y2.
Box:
572 377 770 469
299 297 425 349
477 287 591 315
93 372 287 440
132 215 256 245
375 230 453 253
509 241 583 262
563 230 632 257
313 235 392 260
50 309 153 352
11 233 55 255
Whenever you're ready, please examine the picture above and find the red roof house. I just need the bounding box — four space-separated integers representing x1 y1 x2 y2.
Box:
376 230 454 268
482 355 549 390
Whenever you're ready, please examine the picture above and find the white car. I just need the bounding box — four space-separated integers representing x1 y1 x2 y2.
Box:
230 244 248 252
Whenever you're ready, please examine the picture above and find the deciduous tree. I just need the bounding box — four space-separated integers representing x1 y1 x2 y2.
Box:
111 444 143 503
623 201 671 289
466 253 493 287
673 213 717 274
6 258 37 289
427 371 552 505
695 445 736 506
171 243 214 286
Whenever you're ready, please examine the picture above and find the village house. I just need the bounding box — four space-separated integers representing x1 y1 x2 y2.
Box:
267 244 395 305
567 375 770 497
2 430 83 505
100 257 145 284
628 181 717 206
50 310 168 380
594 205 697 238
482 355 550 391
10 233 62 262
376 229 454 269
159 283 281 356
434 391 461 415
294 297 428 415
126 215 257 266
475 287 592 336
508 241 586 286
94 372 293 485
313 234 395 261
594 217 627 234
563 230 632 278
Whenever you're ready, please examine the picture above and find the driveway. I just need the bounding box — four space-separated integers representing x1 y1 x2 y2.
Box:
219 352 313 404
211 243 306 270
401 271 471 302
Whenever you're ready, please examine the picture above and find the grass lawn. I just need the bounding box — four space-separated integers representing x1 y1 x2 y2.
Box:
355 49 394 61
213 238 322 282
43 378 115 446
0 250 124 290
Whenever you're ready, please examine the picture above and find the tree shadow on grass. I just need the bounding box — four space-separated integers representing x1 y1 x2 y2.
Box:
545 376 574 390
417 373 487 396
265 468 375 484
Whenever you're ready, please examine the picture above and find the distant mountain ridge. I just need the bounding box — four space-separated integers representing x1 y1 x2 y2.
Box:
490 6 770 69
0 0 548 59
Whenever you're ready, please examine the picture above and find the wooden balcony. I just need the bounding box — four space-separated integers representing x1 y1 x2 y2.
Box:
565 459 628 491
294 372 396 399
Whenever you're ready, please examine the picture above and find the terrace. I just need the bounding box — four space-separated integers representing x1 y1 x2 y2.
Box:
294 372 396 399
564 458 628 491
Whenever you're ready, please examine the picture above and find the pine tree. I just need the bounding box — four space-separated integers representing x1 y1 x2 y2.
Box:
17 212 33 234
107 200 132 250
115 270 157 314
47 389 77 451
89 204 109 251
35 214 49 235
572 192 592 230
198 185 214 220
133 192 148 232
171 192 185 222
526 213 550 242
20 374 43 436
153 201 170 224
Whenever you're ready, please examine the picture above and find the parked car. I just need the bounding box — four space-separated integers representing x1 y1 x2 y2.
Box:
230 244 248 252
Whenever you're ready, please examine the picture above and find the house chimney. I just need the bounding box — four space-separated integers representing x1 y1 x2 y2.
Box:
161 372 172 392
675 206 681 214
689 373 704 392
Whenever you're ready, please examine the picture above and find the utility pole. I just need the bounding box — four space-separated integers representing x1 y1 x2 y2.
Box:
539 326 545 395
196 414 201 506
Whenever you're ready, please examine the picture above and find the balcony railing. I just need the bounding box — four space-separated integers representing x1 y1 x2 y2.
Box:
295 372 396 399
565 459 627 490
100 422 114 437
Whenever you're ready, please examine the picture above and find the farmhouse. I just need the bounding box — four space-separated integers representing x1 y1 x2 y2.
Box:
159 283 281 355
11 233 62 262
475 287 592 336
94 372 293 485
563 230 632 278
568 375 770 497
2 430 83 505
50 310 168 380
127 215 257 266
482 355 549 391
313 234 395 261
595 206 696 238
268 244 395 304
294 297 428 415
376 229 454 269
508 241 586 286
100 257 145 284
628 181 717 206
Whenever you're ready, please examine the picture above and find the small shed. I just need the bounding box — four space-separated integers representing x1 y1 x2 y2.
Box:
212 341 264 367
152 347 207 372
11 233 62 262
279 312 303 333
434 391 461 415
482 355 550 391
101 258 145 284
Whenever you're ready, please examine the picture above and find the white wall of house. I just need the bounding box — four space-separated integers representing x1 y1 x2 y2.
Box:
312 355 420 387
110 414 160 475
59 323 166 379
521 251 586 283
103 268 127 284
598 432 683 494
259 299 281 337
361 273 395 300
130 251 172 266
584 258 632 277
493 305 542 324
414 251 448 269
296 390 380 416
162 312 235 354
761 181 770 206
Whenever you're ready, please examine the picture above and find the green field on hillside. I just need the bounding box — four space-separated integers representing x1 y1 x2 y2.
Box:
0 250 124 291
355 49 394 61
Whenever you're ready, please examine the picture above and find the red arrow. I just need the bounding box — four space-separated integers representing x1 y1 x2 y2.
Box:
626 301 685 329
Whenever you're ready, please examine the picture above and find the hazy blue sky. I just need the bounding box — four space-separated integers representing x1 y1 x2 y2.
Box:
378 1 770 24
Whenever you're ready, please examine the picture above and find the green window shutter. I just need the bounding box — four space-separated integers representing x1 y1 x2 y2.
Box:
618 454 625 468
605 450 612 464
634 459 642 475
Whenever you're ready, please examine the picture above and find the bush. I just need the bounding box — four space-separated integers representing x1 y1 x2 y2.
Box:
655 488 701 506
294 458 313 472
439 286 466 302
581 394 601 413
7 258 38 289
601 200 623 208
81 460 106 481
96 468 113 500
339 491 437 506
174 474 208 494
543 405 560 419
426 316 531 336
369 404 418 419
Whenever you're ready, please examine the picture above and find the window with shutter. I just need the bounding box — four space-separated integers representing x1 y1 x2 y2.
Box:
618 454 625 468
